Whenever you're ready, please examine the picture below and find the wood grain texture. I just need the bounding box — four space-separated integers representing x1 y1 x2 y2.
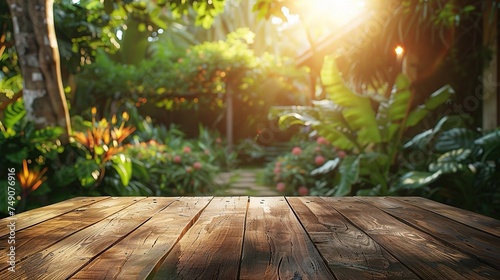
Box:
326 197 500 280
363 197 500 270
0 197 143 271
239 197 334 280
1 196 499 279
71 197 212 279
1 197 172 280
287 197 419 279
393 197 500 238
0 197 110 237
151 197 247 280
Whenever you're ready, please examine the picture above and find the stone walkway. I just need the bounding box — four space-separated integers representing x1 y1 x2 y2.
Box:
214 169 279 196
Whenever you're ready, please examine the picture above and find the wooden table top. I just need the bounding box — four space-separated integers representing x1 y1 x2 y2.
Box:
1 196 499 279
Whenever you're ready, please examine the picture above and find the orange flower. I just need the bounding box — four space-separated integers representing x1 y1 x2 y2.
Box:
18 160 47 193
111 126 135 144
73 108 135 162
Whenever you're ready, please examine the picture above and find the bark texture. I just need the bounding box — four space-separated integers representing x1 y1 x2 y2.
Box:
7 0 71 137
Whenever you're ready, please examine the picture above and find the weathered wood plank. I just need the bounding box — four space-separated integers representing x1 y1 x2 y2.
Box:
239 197 334 280
71 197 212 279
151 196 247 280
326 197 500 279
0 197 145 271
287 197 419 279
393 197 500 238
0 197 172 280
0 196 110 237
363 196 500 270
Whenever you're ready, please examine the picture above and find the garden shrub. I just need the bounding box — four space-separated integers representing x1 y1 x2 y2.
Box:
125 116 232 195
395 116 500 218
272 56 453 196
75 28 308 142
0 100 65 214
263 136 343 195
125 140 219 195
0 102 233 217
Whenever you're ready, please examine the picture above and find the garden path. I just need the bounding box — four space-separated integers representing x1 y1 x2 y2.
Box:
215 168 279 196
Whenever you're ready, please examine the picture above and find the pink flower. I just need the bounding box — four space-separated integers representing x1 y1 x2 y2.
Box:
185 166 193 173
273 167 281 174
337 150 346 159
173 155 182 163
193 162 202 170
314 155 326 166
291 147 302 155
317 137 329 145
183 146 191 153
276 182 286 192
298 186 309 196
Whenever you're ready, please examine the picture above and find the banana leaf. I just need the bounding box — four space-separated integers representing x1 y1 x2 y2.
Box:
405 85 454 128
321 56 381 145
335 155 359 196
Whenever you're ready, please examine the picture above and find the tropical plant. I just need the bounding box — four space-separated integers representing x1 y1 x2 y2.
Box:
57 107 135 194
0 99 65 215
16 159 48 212
256 0 491 128
395 116 500 217
272 56 453 196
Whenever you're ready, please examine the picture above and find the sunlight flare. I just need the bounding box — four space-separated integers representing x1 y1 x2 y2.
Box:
308 0 366 26
395 45 404 55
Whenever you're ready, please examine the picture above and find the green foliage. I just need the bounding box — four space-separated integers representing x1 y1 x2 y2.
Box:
396 117 500 218
271 56 453 195
263 137 342 196
0 101 64 166
76 28 307 140
2 99 26 130
0 100 65 215
125 141 219 195
124 123 227 195
0 96 271 217
196 125 238 170
68 109 135 193
76 28 258 111
2 0 227 93
0 75 22 100
54 0 122 72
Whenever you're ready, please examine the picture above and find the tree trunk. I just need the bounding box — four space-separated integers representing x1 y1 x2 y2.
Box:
7 0 71 139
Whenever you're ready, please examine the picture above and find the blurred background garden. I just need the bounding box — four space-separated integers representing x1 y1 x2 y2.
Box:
1 0 499 218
